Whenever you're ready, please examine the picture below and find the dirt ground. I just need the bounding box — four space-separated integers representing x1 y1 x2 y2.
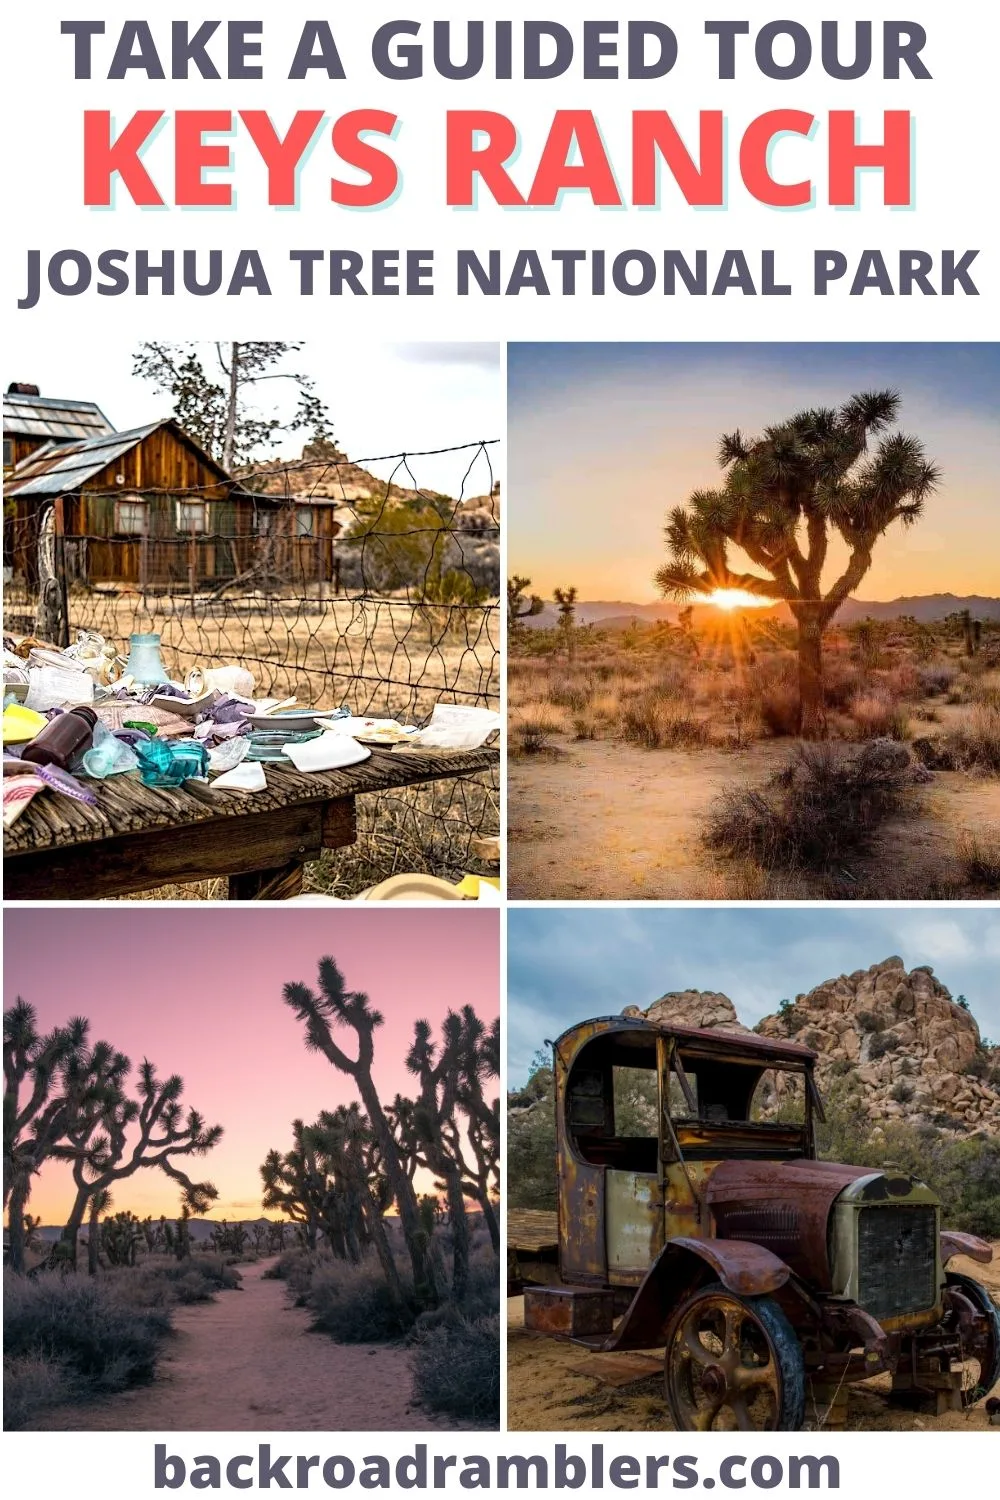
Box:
508 739 1000 900
31 1257 466 1432
507 1248 1000 1433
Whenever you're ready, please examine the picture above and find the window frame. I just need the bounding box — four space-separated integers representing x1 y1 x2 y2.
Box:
113 495 149 537
175 498 208 534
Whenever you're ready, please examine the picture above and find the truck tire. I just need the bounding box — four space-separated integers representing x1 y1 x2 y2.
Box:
946 1271 1000 1405
663 1279 806 1432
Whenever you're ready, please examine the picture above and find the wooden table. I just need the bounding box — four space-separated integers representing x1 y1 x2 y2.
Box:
3 746 499 900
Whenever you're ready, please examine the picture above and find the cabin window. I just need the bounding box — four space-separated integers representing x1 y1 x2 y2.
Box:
295 507 314 537
2 438 12 468
255 508 274 536
175 500 207 533
114 497 148 536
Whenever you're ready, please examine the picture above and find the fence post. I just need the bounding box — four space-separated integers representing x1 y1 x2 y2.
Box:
35 498 70 647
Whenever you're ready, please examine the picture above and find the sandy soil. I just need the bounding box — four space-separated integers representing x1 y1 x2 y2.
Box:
508 739 1000 900
33 1257 465 1432
507 1249 1000 1434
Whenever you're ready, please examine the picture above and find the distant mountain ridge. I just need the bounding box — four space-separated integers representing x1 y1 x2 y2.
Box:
521 594 1000 630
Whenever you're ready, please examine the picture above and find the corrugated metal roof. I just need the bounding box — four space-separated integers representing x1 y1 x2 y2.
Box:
3 392 114 442
5 423 166 497
5 420 254 503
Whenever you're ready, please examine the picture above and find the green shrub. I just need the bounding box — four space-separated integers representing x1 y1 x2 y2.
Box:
409 1312 500 1425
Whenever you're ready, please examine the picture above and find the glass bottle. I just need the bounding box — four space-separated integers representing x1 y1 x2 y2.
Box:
124 633 169 685
21 706 98 769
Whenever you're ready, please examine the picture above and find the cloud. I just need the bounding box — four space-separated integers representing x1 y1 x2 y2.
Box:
507 907 1000 1082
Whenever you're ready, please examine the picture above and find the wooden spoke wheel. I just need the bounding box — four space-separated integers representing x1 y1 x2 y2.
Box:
946 1273 1000 1407
664 1281 805 1432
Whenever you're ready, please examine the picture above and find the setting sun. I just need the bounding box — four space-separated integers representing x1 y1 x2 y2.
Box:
708 588 775 611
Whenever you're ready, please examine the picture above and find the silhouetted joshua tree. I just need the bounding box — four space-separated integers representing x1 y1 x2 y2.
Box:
655 390 940 737
58 1059 222 1269
283 957 441 1304
4 1000 124 1273
507 575 544 633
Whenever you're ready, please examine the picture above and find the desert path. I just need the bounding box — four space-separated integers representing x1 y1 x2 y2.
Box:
36 1258 462 1432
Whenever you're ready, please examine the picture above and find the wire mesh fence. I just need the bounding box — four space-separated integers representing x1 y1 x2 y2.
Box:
3 440 500 895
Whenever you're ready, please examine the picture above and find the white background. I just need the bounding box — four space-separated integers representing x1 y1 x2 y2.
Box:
3 1 998 339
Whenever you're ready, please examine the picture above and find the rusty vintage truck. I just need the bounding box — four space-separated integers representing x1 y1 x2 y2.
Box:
508 1014 1000 1431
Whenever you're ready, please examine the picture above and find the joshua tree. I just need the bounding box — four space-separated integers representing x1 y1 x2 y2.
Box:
553 586 578 661
655 391 940 737
3 1001 124 1273
507 575 544 634
102 1209 144 1268
283 957 442 1304
58 1059 222 1269
403 1014 473 1300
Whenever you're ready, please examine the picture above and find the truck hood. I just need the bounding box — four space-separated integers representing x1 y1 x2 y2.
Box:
707 1159 890 1291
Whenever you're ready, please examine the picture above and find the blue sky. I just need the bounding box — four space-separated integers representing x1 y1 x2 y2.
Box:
508 343 1000 601
507 906 1000 1083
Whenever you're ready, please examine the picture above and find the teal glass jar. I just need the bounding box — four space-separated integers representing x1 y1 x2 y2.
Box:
124 633 169 685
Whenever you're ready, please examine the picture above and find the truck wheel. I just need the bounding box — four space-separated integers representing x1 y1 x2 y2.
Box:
946 1272 1000 1405
663 1280 805 1432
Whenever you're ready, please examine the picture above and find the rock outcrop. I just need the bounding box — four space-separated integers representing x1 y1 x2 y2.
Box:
622 958 1000 1135
755 956 1000 1132
623 990 751 1034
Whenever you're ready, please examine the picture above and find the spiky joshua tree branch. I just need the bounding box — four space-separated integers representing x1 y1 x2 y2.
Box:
654 390 940 737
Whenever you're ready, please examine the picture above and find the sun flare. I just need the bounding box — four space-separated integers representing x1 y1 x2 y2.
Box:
709 589 775 611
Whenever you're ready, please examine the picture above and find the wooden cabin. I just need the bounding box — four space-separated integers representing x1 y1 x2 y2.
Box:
3 384 114 473
5 418 339 589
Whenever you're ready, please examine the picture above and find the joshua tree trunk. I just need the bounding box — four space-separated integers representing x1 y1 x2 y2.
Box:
355 1072 439 1304
795 609 827 740
7 1178 29 1273
88 1199 102 1275
444 1167 469 1302
360 1184 405 1308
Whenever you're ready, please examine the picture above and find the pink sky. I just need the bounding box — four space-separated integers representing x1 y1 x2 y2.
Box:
4 907 499 1226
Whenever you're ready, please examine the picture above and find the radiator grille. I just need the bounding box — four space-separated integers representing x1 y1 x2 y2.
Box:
856 1205 937 1320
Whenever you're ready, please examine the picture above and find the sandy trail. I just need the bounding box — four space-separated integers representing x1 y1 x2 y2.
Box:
509 739 1000 900
35 1258 460 1432
507 1250 1000 1433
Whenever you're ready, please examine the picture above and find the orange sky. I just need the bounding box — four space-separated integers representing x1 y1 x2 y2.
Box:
509 344 1000 602
4 907 499 1225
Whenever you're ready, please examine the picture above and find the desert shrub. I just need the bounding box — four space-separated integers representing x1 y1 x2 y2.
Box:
572 711 599 740
956 828 1000 888
847 691 910 742
890 1081 915 1104
3 1270 173 1424
868 1032 900 1059
856 1011 884 1034
705 740 914 872
944 705 1000 773
306 1254 418 1342
510 705 565 755
823 659 865 711
264 1247 320 1302
619 693 710 749
409 1311 500 1424
919 662 958 695
883 662 922 698
3 1352 77 1430
741 657 800 736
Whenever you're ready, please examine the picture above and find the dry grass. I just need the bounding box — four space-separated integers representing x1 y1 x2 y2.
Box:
956 826 1000 888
